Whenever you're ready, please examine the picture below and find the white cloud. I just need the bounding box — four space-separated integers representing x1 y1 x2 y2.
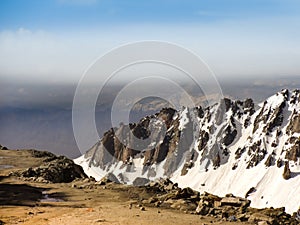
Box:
0 19 299 84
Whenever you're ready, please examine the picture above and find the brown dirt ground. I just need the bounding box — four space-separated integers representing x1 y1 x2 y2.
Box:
0 149 254 225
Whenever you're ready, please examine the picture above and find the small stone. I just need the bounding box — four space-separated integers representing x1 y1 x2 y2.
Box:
257 221 269 225
228 215 237 222
95 219 106 223
140 206 145 211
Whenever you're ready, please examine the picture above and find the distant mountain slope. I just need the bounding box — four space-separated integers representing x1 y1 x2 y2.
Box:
75 89 300 213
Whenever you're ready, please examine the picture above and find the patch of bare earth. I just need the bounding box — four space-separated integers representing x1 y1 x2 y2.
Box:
0 150 253 225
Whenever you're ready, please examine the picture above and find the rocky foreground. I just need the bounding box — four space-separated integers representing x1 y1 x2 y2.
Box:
74 176 300 225
0 147 299 225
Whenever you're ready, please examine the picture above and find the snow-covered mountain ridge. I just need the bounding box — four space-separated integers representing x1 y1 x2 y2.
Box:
75 89 300 213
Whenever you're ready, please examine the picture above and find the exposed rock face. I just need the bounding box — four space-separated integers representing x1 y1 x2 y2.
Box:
285 139 300 161
81 90 300 175
82 95 259 176
14 152 87 183
76 89 300 214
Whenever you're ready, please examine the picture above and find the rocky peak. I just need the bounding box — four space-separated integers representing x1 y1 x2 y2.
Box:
76 89 300 214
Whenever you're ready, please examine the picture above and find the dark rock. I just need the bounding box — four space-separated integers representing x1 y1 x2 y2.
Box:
196 106 204 118
198 131 209 151
243 98 255 115
223 98 232 112
285 140 300 162
246 144 267 169
283 161 291 180
0 145 8 150
245 187 256 198
235 147 246 159
287 114 300 134
196 205 210 215
276 158 283 168
236 213 249 222
212 153 220 168
265 154 274 167
232 163 238 170
264 101 286 133
222 125 237 146
271 141 277 147
30 150 56 158
175 187 197 199
18 154 87 183
132 177 150 186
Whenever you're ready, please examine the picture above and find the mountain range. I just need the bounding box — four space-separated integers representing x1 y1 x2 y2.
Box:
75 89 300 214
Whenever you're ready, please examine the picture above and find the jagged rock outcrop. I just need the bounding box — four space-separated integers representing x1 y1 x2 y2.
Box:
0 144 8 150
13 152 87 183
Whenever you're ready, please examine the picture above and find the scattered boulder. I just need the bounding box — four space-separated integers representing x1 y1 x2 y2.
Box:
132 177 150 186
248 213 274 224
220 195 250 208
196 204 210 215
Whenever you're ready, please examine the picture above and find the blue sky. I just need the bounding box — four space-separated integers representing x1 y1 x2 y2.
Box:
0 0 300 83
0 0 299 30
